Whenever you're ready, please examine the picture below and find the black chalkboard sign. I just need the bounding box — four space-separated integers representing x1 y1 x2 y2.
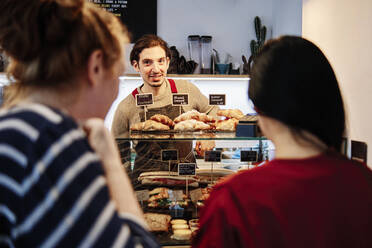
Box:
161 149 179 161
241 150 258 162
204 150 222 162
136 93 153 106
178 163 196 176
209 94 226 105
351 140 368 163
88 0 157 42
172 94 189 106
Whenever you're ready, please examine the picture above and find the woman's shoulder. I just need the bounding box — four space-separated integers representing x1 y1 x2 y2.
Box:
0 103 77 137
211 164 273 193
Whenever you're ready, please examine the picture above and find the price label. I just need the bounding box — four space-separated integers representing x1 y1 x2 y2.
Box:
136 93 153 106
135 190 149 201
204 150 222 162
190 188 203 203
209 94 226 105
161 149 179 161
178 163 196 176
240 150 258 162
173 190 185 201
172 94 189 106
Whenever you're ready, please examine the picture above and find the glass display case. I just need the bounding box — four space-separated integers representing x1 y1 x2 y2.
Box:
116 131 274 246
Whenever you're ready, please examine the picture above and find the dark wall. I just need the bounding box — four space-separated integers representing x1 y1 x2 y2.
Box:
89 0 157 42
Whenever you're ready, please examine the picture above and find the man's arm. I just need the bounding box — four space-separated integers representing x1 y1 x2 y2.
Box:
111 98 132 172
111 99 130 137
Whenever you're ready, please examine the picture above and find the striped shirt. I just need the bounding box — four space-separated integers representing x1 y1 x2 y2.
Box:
0 103 159 248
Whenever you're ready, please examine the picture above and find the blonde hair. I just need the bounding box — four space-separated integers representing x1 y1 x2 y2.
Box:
0 0 128 103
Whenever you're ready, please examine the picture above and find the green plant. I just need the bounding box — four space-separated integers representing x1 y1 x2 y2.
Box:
250 16 267 57
242 16 267 74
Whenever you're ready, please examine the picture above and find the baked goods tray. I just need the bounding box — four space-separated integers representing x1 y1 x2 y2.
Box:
130 130 235 134
120 131 267 140
153 232 191 246
141 207 195 219
129 130 239 140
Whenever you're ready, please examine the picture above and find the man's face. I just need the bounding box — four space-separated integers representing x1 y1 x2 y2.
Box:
133 46 170 88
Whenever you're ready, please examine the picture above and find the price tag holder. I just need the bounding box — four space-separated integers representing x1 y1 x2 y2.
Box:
135 190 149 202
204 150 222 162
178 163 196 176
240 150 258 162
173 190 184 202
172 94 189 106
136 93 153 106
190 188 203 203
209 94 226 105
161 149 179 161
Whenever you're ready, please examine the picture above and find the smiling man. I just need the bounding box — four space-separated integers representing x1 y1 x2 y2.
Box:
112 35 218 187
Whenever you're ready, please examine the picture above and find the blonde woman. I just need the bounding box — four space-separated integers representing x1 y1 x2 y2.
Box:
0 0 158 247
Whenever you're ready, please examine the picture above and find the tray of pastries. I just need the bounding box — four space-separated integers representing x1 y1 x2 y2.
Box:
130 109 245 134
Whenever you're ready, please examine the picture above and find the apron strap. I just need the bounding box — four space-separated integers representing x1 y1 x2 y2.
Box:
168 79 178 93
131 79 178 98
131 88 139 98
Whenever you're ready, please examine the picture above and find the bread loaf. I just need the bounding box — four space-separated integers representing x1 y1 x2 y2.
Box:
144 213 171 232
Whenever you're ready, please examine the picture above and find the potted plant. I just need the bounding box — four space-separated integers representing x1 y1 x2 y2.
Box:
242 16 267 75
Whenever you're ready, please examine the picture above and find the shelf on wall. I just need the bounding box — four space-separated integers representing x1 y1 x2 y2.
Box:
121 73 250 81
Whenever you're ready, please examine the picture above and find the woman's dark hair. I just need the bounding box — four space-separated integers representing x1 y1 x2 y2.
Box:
130 34 171 65
249 36 345 151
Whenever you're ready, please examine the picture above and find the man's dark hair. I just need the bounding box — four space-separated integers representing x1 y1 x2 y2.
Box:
249 36 345 151
130 34 171 65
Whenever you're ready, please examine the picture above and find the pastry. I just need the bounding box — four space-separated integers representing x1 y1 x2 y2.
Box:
217 109 245 120
215 118 239 131
171 219 187 225
174 110 200 123
174 119 211 131
130 122 145 131
130 120 170 131
188 219 199 228
150 114 174 127
148 187 170 202
138 172 199 187
143 120 170 130
172 224 189 230
171 229 192 240
144 213 171 232
174 110 216 123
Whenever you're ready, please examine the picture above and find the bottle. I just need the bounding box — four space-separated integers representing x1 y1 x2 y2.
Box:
187 35 201 74
200 36 212 74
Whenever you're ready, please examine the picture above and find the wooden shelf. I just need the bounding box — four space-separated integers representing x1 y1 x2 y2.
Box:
123 73 249 79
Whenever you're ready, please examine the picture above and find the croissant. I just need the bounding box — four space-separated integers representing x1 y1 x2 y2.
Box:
174 110 216 123
174 110 200 123
130 120 170 131
216 118 239 131
174 119 211 131
150 114 174 127
198 113 216 123
217 109 244 120
130 122 145 131
143 120 170 131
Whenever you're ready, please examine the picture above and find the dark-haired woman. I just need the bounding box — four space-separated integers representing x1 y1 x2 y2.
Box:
193 36 372 248
0 0 159 247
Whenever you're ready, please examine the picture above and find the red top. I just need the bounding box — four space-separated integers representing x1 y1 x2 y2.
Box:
131 78 177 98
192 153 372 248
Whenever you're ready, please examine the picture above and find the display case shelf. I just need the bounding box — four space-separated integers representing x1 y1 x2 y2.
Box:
116 132 266 141
115 132 271 247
